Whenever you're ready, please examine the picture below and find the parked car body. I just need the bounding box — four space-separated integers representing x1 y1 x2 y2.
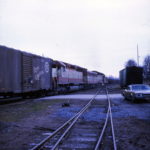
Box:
122 84 150 102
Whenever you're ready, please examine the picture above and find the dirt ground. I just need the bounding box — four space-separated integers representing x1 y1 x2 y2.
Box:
0 84 150 150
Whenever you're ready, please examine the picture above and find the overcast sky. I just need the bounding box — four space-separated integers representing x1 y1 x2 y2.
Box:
0 0 150 77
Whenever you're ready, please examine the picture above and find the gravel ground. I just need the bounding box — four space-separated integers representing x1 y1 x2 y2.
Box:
0 84 149 150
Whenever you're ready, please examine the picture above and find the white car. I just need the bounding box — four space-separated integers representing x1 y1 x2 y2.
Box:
122 84 150 102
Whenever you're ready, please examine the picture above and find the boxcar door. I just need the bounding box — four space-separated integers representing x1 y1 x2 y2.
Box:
22 53 33 93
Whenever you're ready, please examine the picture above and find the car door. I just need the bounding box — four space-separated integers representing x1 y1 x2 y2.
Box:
124 86 131 99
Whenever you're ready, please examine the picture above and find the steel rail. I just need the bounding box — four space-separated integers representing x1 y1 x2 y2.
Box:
106 88 117 150
31 103 90 150
31 112 80 150
51 89 100 150
94 87 117 150
94 105 110 150
31 89 101 150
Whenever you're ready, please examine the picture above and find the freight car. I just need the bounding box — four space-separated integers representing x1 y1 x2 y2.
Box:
119 66 143 88
0 45 53 97
0 45 106 97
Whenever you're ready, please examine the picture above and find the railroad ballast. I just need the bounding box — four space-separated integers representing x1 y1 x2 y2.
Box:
0 45 106 97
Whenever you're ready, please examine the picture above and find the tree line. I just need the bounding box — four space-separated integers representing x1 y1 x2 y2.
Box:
107 55 150 84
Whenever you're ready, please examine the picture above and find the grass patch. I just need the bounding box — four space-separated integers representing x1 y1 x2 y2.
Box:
0 99 66 122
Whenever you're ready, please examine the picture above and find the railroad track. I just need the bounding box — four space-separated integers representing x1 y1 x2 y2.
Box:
0 97 23 105
30 86 117 150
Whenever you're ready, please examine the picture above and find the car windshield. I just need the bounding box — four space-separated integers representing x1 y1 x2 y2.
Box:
132 85 150 91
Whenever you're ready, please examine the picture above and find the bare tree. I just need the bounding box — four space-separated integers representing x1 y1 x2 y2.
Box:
125 59 137 67
143 55 150 80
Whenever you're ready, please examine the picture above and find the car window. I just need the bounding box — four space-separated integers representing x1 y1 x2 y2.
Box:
132 85 150 90
127 86 130 90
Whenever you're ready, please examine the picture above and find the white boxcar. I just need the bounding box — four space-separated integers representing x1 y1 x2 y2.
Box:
87 71 105 85
52 61 85 86
87 71 97 84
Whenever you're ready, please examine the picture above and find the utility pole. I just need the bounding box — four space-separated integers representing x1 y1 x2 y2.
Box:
137 44 139 66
